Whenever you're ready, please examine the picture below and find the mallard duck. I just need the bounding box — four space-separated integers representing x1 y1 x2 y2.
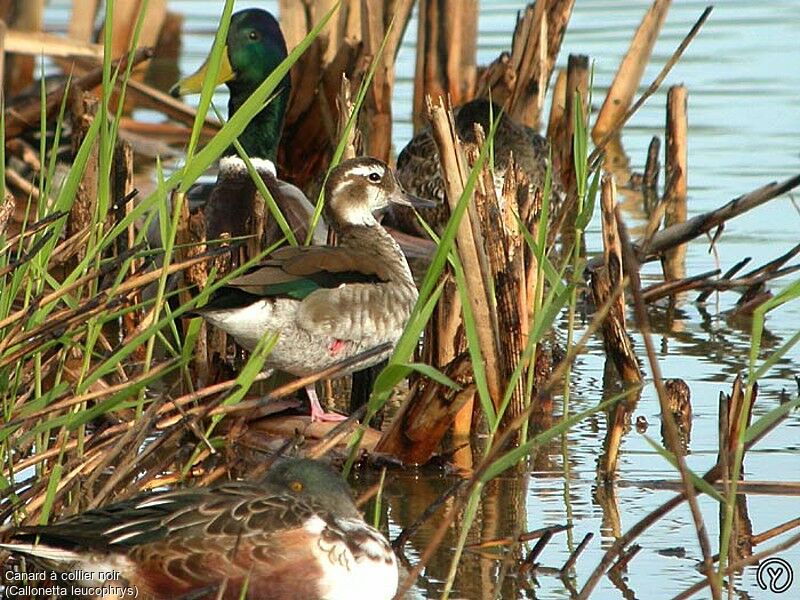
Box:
1 458 398 600
194 157 432 422
171 8 325 245
389 98 556 235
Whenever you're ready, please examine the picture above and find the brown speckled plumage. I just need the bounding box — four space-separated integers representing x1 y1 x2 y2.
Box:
390 98 558 235
2 459 398 600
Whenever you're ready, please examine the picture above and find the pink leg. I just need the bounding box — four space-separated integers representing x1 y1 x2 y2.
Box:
305 384 347 423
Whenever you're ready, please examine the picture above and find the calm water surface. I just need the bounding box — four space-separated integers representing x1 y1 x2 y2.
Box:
42 1 800 598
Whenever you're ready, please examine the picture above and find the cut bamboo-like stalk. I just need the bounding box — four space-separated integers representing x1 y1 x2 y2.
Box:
427 97 504 412
69 0 100 42
662 84 688 281
593 0 671 140
110 0 166 60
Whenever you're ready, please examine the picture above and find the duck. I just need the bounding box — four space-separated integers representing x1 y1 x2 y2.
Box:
171 7 325 246
388 98 557 236
193 157 433 422
1 458 399 600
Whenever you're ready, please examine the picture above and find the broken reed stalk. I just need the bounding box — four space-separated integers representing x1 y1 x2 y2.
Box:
374 353 474 464
642 135 661 213
553 54 589 193
426 96 504 411
469 128 528 425
584 172 800 272
412 0 478 131
476 0 574 130
588 6 712 166
360 0 414 161
590 175 641 479
546 69 567 140
616 210 721 599
68 94 100 254
593 0 671 139
662 84 688 281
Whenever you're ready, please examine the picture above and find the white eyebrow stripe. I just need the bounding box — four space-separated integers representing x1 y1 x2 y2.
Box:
347 164 384 178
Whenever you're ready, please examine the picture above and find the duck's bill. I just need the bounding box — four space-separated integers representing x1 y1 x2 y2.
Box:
391 191 437 210
170 48 235 97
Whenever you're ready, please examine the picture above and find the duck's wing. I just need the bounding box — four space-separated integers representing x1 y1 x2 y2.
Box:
208 245 410 341
201 245 386 309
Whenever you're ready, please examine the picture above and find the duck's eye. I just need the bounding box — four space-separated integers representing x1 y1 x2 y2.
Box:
248 30 260 41
289 481 303 492
367 172 382 183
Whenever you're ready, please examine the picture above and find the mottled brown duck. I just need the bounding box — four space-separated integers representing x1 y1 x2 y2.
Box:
389 98 558 235
1 459 398 600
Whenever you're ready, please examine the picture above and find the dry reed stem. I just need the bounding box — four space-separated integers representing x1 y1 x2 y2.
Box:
662 84 688 280
412 0 477 131
546 69 567 140
5 47 153 139
68 0 99 42
589 6 712 165
4 29 102 59
593 0 671 139
584 172 800 273
154 343 392 428
592 175 641 479
474 145 528 424
109 0 166 62
335 74 358 160
641 267 720 302
3 360 175 430
426 96 503 411
375 352 474 464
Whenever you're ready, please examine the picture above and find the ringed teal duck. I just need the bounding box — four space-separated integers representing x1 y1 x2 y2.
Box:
1 459 398 600
194 157 433 422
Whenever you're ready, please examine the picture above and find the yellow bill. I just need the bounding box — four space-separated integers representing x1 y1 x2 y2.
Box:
170 47 235 96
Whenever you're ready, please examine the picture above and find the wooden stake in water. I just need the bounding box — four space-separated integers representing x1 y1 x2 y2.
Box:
662 84 688 281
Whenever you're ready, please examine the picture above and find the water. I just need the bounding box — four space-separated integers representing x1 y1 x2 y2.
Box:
42 1 800 598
